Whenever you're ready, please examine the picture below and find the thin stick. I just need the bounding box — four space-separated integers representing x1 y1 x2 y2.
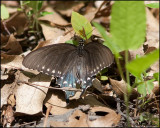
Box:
17 80 82 92
43 106 52 127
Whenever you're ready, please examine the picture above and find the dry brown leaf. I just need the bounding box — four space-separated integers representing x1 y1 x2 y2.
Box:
7 6 18 14
39 7 71 40
45 90 106 115
54 1 84 17
68 109 88 127
144 46 157 54
144 8 159 54
69 91 82 100
1 33 9 46
50 109 88 127
7 94 16 107
129 46 144 60
32 31 74 50
39 7 68 25
95 1 106 9
40 24 65 41
44 89 69 115
1 83 15 107
84 6 97 22
1 54 24 70
1 69 17 108
144 9 159 76
92 78 103 92
1 54 39 75
33 27 75 49
2 12 27 35
15 72 51 115
146 8 159 32
2 105 15 127
109 78 127 98
147 61 159 77
109 78 138 100
2 34 23 55
150 81 159 98
1 1 19 6
32 40 52 50
87 106 121 127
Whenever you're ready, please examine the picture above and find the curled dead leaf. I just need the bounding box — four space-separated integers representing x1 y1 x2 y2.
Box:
2 105 15 127
2 34 23 55
44 91 106 115
1 54 24 70
15 72 51 115
87 106 121 127
1 83 15 108
1 33 9 46
50 109 88 127
39 7 68 25
7 94 16 107
109 78 138 100
2 12 27 35
1 54 39 75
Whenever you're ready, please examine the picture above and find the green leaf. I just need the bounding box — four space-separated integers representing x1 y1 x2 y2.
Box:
40 11 53 17
37 1 43 10
92 22 119 54
137 83 146 96
110 1 146 51
21 1 30 6
100 76 108 81
17 8 23 11
1 4 9 20
137 80 154 96
126 49 159 77
153 72 159 81
26 1 43 12
146 80 154 94
65 40 79 46
139 114 144 122
71 11 92 40
146 3 159 8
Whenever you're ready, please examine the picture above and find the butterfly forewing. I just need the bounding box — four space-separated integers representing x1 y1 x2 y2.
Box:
23 43 77 77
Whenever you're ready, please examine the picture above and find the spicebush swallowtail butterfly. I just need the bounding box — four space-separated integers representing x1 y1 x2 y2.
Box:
22 39 114 103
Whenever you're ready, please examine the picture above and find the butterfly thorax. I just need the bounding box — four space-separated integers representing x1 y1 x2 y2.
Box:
77 39 85 57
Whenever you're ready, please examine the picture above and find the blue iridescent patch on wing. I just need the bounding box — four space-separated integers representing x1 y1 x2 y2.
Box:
56 71 77 100
57 70 94 103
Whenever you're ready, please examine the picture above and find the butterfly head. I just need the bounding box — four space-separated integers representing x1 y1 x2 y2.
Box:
79 39 85 46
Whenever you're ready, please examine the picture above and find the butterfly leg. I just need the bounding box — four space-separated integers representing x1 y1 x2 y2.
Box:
80 77 94 98
64 90 75 104
80 83 90 98
80 88 86 98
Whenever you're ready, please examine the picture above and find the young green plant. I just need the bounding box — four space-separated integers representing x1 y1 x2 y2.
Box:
19 1 53 34
94 1 148 126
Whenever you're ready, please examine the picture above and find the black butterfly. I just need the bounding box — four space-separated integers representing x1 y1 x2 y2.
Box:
22 39 114 103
